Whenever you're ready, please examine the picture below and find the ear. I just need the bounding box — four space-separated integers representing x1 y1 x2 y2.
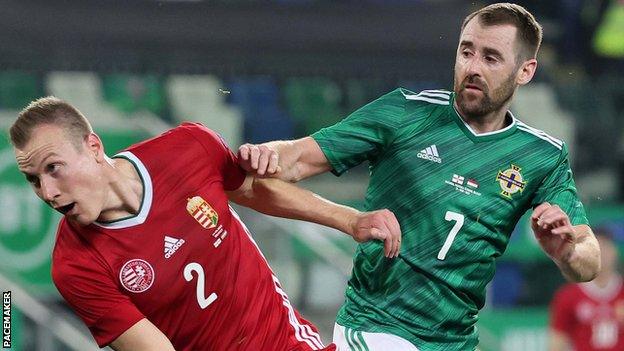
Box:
516 58 537 86
85 133 106 163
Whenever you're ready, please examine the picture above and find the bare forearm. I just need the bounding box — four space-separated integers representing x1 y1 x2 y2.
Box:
555 225 600 282
238 177 359 236
245 137 330 182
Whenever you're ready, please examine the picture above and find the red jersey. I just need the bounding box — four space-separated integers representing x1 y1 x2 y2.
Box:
51 123 332 350
550 278 624 351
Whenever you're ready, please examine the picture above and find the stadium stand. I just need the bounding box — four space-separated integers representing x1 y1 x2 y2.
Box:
167 74 243 147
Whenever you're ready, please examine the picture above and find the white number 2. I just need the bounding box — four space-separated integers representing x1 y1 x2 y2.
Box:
184 262 218 309
437 211 465 260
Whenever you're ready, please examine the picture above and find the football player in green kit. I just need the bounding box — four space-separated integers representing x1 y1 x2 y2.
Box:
238 3 601 350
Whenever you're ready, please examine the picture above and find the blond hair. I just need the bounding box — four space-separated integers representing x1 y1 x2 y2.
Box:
10 96 93 149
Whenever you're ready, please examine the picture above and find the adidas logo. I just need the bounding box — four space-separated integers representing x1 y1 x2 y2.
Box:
164 236 185 259
417 144 442 163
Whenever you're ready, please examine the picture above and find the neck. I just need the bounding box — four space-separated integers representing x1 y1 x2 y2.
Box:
453 100 512 134
97 157 143 222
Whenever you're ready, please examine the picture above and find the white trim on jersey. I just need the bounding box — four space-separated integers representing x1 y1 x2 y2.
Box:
94 151 153 229
400 89 450 105
333 323 420 351
421 89 451 96
516 121 563 150
273 277 325 350
228 206 325 350
417 90 452 100
516 126 563 150
403 95 450 105
516 121 563 144
453 106 518 137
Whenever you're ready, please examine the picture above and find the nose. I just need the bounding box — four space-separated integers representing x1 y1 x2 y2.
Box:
464 56 483 78
40 176 61 203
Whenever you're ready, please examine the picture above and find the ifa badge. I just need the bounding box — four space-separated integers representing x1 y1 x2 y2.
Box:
120 259 155 293
496 164 527 199
187 196 219 229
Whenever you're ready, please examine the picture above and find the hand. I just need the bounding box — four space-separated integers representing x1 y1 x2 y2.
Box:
531 202 577 261
351 209 402 258
238 143 281 176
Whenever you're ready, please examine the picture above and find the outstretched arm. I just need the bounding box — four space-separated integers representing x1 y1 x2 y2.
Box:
531 202 600 282
227 175 401 258
238 137 331 182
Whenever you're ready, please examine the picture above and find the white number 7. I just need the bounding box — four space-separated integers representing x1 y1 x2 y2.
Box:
437 211 465 260
184 262 218 309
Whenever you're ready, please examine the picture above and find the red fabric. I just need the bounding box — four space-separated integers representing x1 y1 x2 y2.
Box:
52 123 328 350
550 280 624 351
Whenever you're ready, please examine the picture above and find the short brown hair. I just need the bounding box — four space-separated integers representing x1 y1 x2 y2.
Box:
10 96 93 149
462 3 543 61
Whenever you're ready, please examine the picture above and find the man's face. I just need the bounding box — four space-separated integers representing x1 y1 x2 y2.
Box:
454 19 521 119
14 124 106 226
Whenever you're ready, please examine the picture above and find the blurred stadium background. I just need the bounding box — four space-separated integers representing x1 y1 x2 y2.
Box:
0 0 622 350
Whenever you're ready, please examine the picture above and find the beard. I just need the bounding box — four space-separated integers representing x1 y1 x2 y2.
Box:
454 71 516 119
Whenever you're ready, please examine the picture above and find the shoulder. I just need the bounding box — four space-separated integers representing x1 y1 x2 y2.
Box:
127 122 221 150
390 88 453 132
514 118 566 154
399 88 453 107
152 122 222 146
400 88 452 124
172 122 229 150
173 122 220 139
125 122 229 161
353 87 452 116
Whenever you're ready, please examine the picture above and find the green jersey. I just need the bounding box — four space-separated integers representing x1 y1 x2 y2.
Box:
312 88 588 350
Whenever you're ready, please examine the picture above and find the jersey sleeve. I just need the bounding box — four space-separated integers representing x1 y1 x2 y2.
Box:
180 122 246 191
311 89 407 176
550 286 575 335
52 250 144 347
530 143 588 226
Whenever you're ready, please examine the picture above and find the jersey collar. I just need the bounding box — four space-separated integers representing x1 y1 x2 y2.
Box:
450 93 518 143
93 151 153 229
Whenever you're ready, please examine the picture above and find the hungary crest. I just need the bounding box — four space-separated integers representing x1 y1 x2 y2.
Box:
187 196 219 229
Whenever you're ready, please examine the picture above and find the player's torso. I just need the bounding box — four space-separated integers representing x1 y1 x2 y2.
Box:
340 91 562 349
360 94 558 297
58 125 313 351
570 284 624 350
93 151 289 350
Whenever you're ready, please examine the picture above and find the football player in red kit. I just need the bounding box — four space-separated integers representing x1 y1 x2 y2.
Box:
550 229 624 351
10 97 401 351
